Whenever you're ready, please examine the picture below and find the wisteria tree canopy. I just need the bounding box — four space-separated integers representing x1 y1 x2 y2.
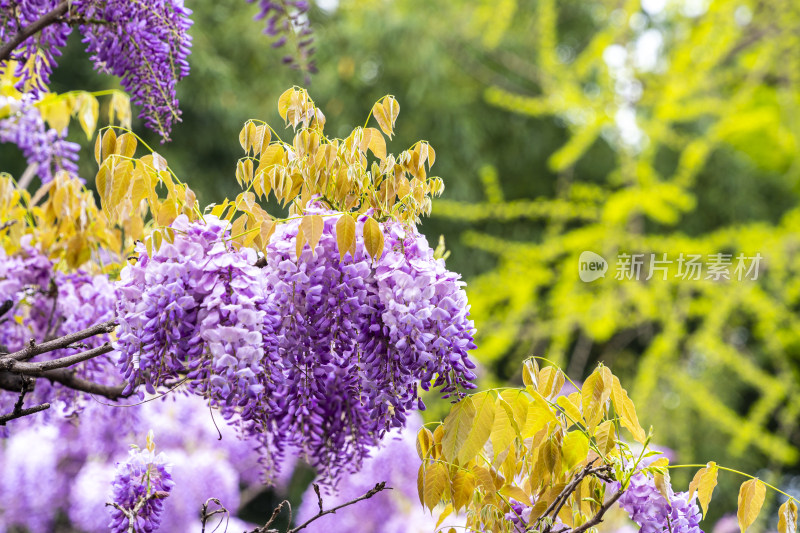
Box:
1 1 799 533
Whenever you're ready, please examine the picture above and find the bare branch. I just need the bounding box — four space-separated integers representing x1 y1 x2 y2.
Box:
0 402 50 424
0 0 70 62
38 368 129 400
569 487 625 533
290 482 389 533
1 320 117 362
0 342 115 374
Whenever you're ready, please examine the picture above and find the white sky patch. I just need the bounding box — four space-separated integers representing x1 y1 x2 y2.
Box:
316 0 339 13
641 0 667 15
634 28 663 71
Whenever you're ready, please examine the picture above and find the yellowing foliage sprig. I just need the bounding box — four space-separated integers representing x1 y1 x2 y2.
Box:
421 359 800 533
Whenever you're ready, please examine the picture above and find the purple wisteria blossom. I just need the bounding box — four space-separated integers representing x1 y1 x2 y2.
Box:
615 471 704 533
0 244 119 420
108 443 174 533
114 210 477 482
248 0 315 74
0 0 192 140
0 94 80 183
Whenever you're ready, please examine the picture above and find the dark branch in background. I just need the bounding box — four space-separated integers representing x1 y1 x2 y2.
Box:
0 0 70 62
245 482 390 533
200 498 229 533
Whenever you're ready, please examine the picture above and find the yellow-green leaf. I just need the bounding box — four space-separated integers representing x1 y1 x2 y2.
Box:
491 396 518 459
115 133 137 159
362 216 384 260
737 479 766 532
441 396 476 463
500 485 529 504
611 375 646 443
778 500 798 533
594 420 615 456
457 392 496 465
557 395 582 425
561 430 589 470
538 366 565 399
688 462 718 518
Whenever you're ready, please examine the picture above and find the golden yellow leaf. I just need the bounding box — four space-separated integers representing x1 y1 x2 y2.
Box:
538 366 565 399
737 479 766 532
452 469 475 511
688 462 718 517
435 503 453 530
364 127 387 160
416 427 434 460
490 396 518 459
101 128 117 162
301 214 324 252
115 133 137 159
423 462 449 512
778 500 798 533
362 216 384 260
556 395 582 425
335 214 356 260
611 376 646 443
561 430 589 470
594 420 616 456
499 485 529 504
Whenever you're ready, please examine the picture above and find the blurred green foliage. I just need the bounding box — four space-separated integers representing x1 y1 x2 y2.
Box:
18 0 800 526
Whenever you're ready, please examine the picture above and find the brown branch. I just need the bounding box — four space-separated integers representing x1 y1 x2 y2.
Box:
2 320 117 362
247 482 390 533
38 368 130 400
0 402 50 424
0 342 115 374
570 487 625 533
0 0 70 62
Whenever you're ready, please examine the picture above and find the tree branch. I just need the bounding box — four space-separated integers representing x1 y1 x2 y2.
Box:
0 402 50 424
0 342 115 374
0 0 70 62
1 320 117 362
569 487 625 533
38 368 130 400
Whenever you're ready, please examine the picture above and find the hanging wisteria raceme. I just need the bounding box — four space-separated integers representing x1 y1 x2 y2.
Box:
0 94 80 183
0 394 266 532
75 0 193 139
0 0 192 140
247 0 315 74
114 209 477 482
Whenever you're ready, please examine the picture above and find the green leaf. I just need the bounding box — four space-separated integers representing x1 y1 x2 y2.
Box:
441 396 476 463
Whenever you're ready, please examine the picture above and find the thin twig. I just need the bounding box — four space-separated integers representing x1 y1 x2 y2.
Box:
287 482 389 533
0 402 50 424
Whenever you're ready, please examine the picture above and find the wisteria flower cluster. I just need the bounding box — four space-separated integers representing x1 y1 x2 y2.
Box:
108 436 174 533
75 0 193 139
0 0 192 140
0 94 80 183
115 210 477 482
615 471 703 533
0 244 119 418
0 394 266 533
248 0 315 74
